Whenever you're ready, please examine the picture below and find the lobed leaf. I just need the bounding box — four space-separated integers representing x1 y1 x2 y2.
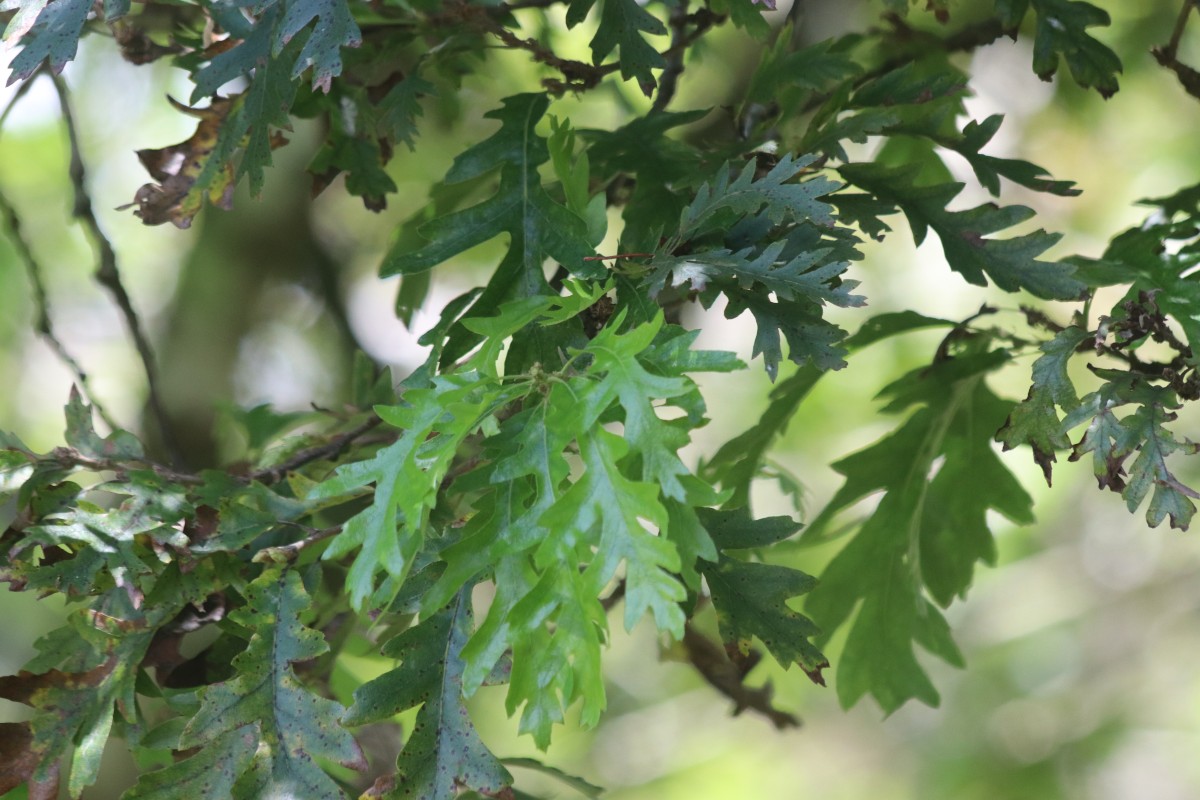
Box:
840 161 1084 300
176 568 366 797
805 349 1032 711
345 590 512 800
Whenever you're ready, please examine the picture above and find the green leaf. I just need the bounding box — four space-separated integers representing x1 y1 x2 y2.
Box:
63 387 143 460
571 0 666 93
679 154 839 237
427 318 725 746
312 374 511 609
578 315 694 501
584 109 707 238
276 0 362 91
179 568 366 797
701 557 827 683
382 94 599 301
540 427 684 635
344 590 512 799
704 312 957 508
122 727 258 800
996 326 1090 484
805 350 1032 711
189 479 309 555
730 292 852 377
1064 382 1200 530
839 161 1084 300
377 72 433 150
654 155 862 379
744 34 862 123
310 130 398 211
1027 0 1121 98
708 0 770 37
5 0 91 83
697 508 801 550
0 596 188 796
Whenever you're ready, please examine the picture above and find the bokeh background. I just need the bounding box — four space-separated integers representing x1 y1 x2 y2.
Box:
4 1 1200 797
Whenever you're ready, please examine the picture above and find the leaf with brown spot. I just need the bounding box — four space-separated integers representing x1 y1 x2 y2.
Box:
344 589 511 800
0 654 134 796
178 567 366 799
122 725 258 800
0 721 39 794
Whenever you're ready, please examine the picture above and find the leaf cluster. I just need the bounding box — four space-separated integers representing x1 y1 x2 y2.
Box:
7 0 1200 797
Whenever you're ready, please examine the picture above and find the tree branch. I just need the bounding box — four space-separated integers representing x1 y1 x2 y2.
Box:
487 24 613 94
250 415 385 484
0 183 121 433
43 446 204 485
253 525 343 563
47 72 184 467
1153 1 1200 100
482 3 720 96
682 623 800 730
1165 0 1196 61
651 0 691 113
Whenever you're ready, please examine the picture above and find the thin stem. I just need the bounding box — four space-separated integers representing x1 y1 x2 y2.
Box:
46 446 204 485
250 415 385 484
48 72 184 467
681 622 801 730
1166 0 1196 61
0 186 122 432
0 74 38 133
253 525 343 563
0 72 122 432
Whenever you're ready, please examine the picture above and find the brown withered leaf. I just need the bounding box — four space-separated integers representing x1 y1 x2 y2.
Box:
0 722 58 798
0 663 115 794
0 661 115 707
125 96 285 229
0 722 38 793
125 96 236 229
111 19 182 65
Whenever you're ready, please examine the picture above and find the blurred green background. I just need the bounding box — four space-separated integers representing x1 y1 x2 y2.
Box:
4 1 1200 798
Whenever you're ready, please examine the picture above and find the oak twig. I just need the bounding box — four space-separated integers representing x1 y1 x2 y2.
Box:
45 446 204 485
1153 1 1200 100
651 0 691 113
0 190 120 432
253 525 343 563
1 74 121 431
251 415 385 484
682 623 801 730
48 73 184 467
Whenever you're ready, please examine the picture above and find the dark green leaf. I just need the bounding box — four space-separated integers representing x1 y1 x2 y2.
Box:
697 508 801 550
122 727 258 800
996 326 1090 484
701 558 827 682
1027 0 1121 97
6 0 91 83
179 568 366 797
276 0 362 91
578 0 666 93
839 162 1084 300
382 95 599 296
345 590 511 800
